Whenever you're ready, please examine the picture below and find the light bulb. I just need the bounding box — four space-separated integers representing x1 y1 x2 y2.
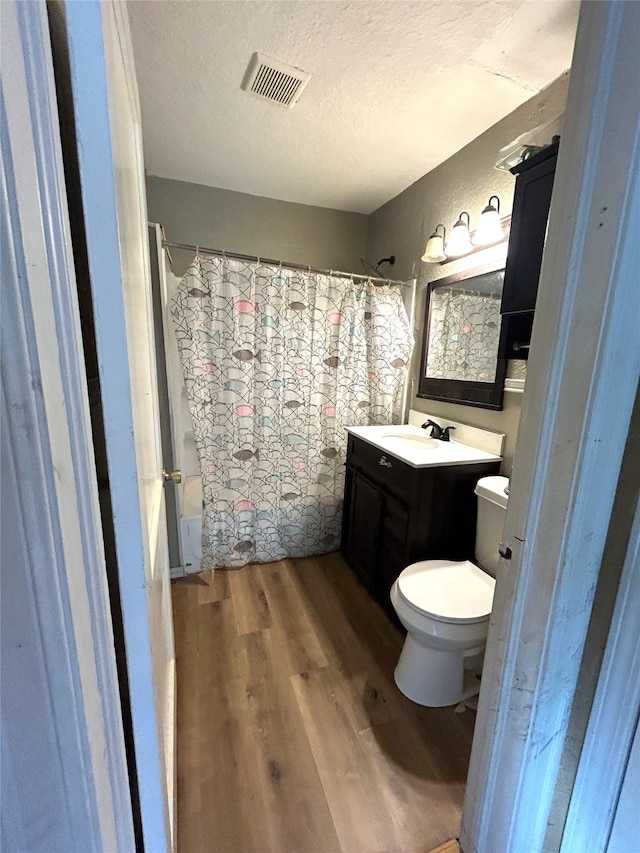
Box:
421 224 447 263
473 196 505 246
445 212 472 257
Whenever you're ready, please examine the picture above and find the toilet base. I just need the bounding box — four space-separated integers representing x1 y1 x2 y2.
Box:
394 633 480 707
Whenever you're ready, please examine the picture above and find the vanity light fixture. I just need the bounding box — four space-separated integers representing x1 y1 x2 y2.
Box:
473 195 505 247
421 224 447 263
445 211 473 258
422 203 510 264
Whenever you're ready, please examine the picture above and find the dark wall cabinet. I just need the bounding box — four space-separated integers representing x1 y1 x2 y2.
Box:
500 141 559 359
341 434 500 614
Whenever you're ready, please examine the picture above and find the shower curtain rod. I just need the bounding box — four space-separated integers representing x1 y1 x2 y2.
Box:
162 240 412 287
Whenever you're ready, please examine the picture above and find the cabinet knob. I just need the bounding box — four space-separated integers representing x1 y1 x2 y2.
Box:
378 455 393 468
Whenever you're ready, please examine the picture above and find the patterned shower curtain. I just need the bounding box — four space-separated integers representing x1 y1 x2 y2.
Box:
425 289 502 383
171 255 413 570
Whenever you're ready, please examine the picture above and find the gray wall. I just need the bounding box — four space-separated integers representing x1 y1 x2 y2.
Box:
147 74 570 475
366 73 570 475
146 176 369 277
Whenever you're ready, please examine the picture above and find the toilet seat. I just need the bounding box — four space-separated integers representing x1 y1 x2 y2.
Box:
397 560 495 624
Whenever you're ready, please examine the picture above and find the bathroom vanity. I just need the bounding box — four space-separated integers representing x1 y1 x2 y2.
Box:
341 418 502 615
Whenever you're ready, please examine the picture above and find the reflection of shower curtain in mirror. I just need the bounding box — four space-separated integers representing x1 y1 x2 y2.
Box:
426 290 501 383
171 255 413 569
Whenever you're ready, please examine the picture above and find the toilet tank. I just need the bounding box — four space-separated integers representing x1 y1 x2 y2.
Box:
474 476 509 576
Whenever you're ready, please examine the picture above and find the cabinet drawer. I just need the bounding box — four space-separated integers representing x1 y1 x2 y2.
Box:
347 434 419 498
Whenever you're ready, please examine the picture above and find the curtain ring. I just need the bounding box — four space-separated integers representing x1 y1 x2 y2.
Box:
195 244 200 257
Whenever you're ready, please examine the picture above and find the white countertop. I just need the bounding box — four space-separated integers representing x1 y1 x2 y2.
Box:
346 423 503 469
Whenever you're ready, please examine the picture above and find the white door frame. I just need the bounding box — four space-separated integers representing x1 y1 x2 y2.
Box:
461 2 640 850
4 0 639 850
1 2 134 849
57 1 175 849
560 491 640 851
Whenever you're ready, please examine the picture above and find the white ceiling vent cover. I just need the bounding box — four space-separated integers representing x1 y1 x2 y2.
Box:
242 53 311 108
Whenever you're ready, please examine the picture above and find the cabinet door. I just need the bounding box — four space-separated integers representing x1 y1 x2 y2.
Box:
502 154 557 314
343 469 381 586
377 492 412 598
500 310 535 360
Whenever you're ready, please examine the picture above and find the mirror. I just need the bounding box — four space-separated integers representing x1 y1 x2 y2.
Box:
418 262 507 410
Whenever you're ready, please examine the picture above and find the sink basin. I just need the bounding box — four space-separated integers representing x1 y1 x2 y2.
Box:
379 433 439 450
347 413 504 468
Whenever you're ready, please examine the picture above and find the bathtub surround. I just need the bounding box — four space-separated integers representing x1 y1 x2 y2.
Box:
171 255 413 569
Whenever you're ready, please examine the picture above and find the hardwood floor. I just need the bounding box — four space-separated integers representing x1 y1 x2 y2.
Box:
426 842 461 853
172 552 475 853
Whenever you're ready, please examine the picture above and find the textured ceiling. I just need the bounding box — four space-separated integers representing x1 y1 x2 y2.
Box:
127 0 579 214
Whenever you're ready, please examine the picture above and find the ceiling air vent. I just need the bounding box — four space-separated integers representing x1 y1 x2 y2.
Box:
242 53 311 108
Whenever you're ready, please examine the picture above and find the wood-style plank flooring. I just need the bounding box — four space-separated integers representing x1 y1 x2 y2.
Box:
172 552 475 853
426 842 462 853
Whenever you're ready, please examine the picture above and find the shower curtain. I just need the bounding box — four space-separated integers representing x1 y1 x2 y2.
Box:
171 254 413 570
425 289 502 383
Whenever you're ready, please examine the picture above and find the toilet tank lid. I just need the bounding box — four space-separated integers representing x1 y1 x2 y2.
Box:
475 475 509 509
397 560 495 623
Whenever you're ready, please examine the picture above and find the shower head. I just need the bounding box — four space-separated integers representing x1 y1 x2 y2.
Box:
360 255 396 277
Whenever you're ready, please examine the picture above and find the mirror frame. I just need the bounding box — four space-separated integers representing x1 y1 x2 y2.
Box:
417 261 508 410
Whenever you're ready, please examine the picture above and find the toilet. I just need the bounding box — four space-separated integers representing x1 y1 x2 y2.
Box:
390 475 509 707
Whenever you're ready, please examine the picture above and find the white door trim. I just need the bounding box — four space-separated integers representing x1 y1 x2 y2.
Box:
461 2 640 850
59 2 173 848
560 494 640 850
1 1 134 849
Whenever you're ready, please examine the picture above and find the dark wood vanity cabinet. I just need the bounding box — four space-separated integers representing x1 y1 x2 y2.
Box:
341 434 500 613
500 141 559 359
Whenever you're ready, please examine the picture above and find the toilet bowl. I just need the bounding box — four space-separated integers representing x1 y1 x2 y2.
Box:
390 475 508 707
